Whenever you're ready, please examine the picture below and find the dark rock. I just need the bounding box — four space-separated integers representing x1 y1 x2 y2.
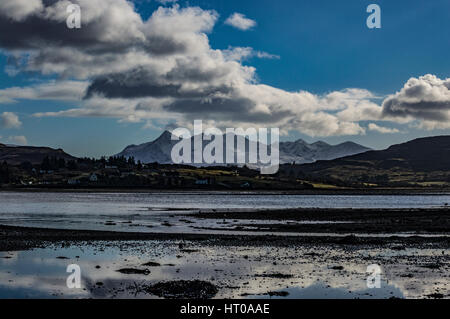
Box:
142 261 161 267
255 273 293 279
180 249 199 253
267 291 290 297
330 266 344 270
116 268 150 275
143 280 218 299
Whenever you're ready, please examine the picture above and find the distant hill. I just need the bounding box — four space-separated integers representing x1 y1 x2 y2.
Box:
117 131 371 165
279 139 370 164
285 136 450 186
0 144 77 165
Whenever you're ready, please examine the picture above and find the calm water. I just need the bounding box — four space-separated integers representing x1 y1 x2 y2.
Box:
0 241 446 299
0 192 448 299
0 191 449 233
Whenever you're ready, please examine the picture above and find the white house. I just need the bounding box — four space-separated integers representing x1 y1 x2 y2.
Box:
195 179 209 185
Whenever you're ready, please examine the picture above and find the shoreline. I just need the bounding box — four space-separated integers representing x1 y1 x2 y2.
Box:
187 207 450 234
1 223 449 252
2 187 450 195
1 207 449 251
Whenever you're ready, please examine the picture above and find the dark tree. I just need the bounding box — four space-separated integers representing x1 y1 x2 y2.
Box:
0 161 10 183
41 156 51 171
67 160 78 170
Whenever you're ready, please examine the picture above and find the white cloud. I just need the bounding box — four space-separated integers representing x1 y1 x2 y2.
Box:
7 135 27 145
255 51 280 60
34 84 370 137
0 112 22 129
0 81 89 104
225 13 256 31
156 0 178 4
368 123 400 134
0 0 43 22
382 74 450 129
223 47 280 62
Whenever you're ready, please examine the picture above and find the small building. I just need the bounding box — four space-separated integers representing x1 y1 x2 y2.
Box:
195 179 209 185
195 177 216 186
68 179 80 185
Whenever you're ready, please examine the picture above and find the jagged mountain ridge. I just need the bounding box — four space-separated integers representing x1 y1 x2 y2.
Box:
116 131 371 165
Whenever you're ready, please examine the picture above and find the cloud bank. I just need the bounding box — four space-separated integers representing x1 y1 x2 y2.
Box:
0 1 448 138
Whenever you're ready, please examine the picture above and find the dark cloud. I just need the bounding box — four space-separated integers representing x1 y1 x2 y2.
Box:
85 68 233 99
382 74 450 124
163 97 293 124
383 100 450 121
165 58 231 83
0 7 184 56
164 97 255 114
86 78 182 100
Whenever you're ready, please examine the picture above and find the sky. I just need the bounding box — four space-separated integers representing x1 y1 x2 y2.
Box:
0 0 449 158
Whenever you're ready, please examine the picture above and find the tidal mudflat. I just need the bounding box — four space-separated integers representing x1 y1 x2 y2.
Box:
0 224 448 299
0 192 448 299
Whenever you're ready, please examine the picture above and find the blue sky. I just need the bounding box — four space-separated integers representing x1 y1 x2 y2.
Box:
0 0 449 157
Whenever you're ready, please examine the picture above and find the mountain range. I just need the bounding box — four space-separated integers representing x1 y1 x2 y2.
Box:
116 131 371 165
2 135 450 186
284 135 450 185
298 135 450 172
